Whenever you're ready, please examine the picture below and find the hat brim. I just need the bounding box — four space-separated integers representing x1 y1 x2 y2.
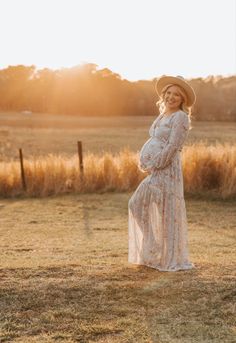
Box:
155 75 196 107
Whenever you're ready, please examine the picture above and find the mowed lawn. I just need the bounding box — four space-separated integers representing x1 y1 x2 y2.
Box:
1 112 236 161
0 193 235 342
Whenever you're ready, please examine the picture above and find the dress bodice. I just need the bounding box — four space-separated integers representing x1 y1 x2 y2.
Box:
149 112 177 143
139 110 190 173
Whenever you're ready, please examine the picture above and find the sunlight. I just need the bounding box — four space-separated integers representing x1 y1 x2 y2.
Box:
0 0 235 80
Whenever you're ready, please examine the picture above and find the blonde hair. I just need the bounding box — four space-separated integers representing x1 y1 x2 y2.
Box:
156 84 193 121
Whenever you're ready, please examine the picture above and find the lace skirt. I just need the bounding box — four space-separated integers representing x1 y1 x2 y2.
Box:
128 153 195 272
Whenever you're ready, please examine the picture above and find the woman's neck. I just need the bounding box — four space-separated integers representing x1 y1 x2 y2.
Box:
163 108 180 116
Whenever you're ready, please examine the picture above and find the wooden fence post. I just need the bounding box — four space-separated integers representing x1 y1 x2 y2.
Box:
19 148 27 191
77 141 84 175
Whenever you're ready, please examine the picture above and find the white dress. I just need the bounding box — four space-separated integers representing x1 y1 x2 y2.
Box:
128 110 195 272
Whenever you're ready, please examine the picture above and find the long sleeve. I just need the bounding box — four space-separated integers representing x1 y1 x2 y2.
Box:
152 111 190 170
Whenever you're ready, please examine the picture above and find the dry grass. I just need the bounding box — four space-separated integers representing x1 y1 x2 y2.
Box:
1 113 235 342
0 144 236 199
0 193 235 342
0 149 142 197
182 143 236 199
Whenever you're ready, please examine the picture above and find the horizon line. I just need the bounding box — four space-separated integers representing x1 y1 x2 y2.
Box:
0 62 235 82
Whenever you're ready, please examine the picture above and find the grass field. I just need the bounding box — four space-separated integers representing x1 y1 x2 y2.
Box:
1 112 236 161
0 193 236 342
1 112 236 198
0 112 235 342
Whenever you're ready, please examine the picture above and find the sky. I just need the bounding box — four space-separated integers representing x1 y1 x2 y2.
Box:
0 0 235 81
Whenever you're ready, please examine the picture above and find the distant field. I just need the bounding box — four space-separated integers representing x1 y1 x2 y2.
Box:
0 112 236 161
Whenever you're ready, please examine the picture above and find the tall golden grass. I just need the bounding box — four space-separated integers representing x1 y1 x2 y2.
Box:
183 143 236 198
0 144 235 199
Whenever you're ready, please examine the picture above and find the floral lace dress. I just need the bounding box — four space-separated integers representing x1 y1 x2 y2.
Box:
128 110 195 272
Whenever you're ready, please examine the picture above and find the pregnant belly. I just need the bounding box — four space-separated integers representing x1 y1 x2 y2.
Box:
139 138 164 171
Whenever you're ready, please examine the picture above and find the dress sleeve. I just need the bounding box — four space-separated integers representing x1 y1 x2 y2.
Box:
152 111 190 170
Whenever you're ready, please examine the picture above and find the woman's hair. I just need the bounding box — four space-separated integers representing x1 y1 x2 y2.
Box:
156 84 193 120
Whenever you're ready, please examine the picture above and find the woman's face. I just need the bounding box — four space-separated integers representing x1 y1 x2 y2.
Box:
163 85 183 112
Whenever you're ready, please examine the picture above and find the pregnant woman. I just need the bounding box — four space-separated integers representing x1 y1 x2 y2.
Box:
128 75 196 272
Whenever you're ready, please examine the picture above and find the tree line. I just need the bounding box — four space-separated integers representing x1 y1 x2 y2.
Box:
0 64 235 120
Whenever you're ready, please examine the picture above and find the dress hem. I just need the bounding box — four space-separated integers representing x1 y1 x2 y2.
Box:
128 260 196 272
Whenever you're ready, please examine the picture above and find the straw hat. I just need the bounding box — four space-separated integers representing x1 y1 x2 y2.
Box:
155 75 196 107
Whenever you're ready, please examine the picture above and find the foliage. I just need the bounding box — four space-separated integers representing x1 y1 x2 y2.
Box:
0 64 235 120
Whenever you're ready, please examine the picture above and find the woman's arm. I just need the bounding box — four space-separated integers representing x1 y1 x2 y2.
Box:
152 111 190 170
